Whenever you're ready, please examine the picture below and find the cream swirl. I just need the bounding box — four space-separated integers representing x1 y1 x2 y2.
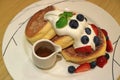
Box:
44 10 96 50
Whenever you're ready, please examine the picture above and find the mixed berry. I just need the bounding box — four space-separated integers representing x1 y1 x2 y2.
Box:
67 14 113 74
68 27 113 73
56 12 113 73
68 13 102 53
68 53 110 73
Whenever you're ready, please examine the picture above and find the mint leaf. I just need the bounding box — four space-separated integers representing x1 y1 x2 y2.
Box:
59 12 73 18
56 11 73 28
59 13 65 17
64 12 73 17
56 17 68 28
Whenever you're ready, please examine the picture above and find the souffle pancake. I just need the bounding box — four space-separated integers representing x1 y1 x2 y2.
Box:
25 6 113 66
62 28 106 64
25 6 56 44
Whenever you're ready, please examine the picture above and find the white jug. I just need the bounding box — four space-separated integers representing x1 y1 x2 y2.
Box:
32 39 61 69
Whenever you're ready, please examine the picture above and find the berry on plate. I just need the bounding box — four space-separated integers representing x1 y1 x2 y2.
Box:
90 61 97 69
106 39 113 52
68 66 76 73
96 56 107 68
75 63 91 73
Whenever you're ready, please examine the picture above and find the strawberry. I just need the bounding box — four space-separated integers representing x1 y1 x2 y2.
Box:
101 28 110 40
91 24 99 36
101 28 108 37
96 56 107 68
106 39 113 52
75 63 91 73
75 46 92 53
101 28 113 52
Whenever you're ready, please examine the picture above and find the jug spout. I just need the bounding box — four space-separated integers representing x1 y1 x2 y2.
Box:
54 44 62 53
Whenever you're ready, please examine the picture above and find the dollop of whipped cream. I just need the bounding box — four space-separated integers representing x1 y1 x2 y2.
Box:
44 10 96 50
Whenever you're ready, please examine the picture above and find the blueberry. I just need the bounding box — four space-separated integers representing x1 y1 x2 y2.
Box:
85 27 91 35
90 61 96 69
81 35 89 44
93 36 100 47
68 66 75 73
76 14 84 21
69 19 79 29
105 53 110 60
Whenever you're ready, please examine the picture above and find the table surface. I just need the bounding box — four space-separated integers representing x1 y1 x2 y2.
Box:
0 0 120 80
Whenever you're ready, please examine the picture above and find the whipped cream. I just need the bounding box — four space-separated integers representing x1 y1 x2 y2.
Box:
44 10 96 50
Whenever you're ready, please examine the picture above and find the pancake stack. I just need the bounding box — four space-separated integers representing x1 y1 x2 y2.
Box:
25 6 113 65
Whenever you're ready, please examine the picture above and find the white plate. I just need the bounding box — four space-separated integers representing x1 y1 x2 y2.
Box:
2 0 120 80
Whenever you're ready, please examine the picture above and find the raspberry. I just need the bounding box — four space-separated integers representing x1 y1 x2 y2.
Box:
96 56 107 68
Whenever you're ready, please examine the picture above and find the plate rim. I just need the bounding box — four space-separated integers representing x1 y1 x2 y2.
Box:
2 0 120 80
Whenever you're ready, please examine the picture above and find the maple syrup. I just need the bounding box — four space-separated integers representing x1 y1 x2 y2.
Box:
35 47 53 57
34 41 55 57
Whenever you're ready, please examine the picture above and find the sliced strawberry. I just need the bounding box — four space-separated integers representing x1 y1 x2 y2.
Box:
96 56 107 68
101 28 108 37
75 63 91 73
91 24 99 36
75 46 92 53
106 39 113 52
